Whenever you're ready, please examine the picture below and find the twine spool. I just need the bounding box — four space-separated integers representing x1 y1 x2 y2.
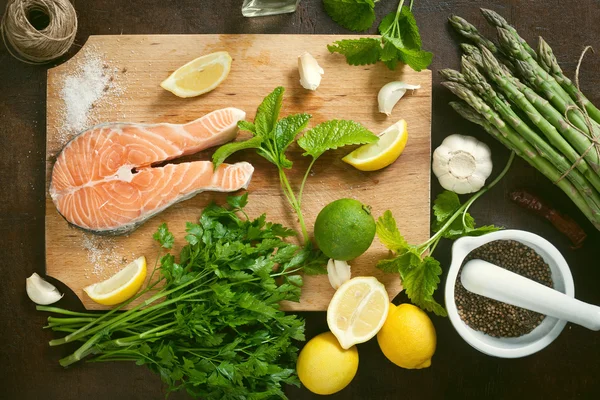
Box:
1 0 77 64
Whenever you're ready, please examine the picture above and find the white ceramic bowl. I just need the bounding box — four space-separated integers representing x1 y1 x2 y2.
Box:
444 230 574 358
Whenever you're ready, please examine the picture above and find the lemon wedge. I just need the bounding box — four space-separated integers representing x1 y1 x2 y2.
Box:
342 119 408 171
327 276 390 349
160 51 232 98
84 256 147 306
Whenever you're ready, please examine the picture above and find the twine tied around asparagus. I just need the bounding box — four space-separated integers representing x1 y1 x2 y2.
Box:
556 46 600 183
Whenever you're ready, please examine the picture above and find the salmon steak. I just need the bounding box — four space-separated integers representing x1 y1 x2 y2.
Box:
49 108 253 235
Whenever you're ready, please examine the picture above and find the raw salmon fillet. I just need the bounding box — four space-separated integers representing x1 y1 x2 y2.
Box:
50 108 253 234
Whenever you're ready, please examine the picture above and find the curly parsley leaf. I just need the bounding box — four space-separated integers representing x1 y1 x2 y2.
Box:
153 223 174 249
327 38 382 66
323 0 376 32
297 120 377 159
226 192 249 210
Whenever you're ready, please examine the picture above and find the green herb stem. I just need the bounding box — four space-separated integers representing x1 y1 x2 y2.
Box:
421 151 515 252
297 157 318 206
36 306 98 317
278 167 309 244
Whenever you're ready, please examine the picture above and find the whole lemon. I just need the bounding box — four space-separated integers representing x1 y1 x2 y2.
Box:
296 331 359 395
377 303 436 369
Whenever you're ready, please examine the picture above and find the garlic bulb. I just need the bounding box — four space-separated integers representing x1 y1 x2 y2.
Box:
432 134 493 194
26 273 63 305
327 259 351 290
378 81 421 115
298 52 324 91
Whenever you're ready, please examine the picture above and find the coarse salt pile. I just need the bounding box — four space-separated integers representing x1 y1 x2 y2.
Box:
81 234 129 279
57 49 122 145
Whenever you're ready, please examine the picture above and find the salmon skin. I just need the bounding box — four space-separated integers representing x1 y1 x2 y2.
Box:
50 108 253 235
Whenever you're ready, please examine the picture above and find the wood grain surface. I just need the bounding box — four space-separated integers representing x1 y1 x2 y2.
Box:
2 1 600 399
45 34 432 311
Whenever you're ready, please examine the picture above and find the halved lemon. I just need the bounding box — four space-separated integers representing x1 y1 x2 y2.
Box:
84 256 147 306
327 276 390 349
342 119 408 171
160 51 232 98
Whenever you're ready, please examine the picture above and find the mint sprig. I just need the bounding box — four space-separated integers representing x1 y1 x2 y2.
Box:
327 0 433 72
212 87 378 244
375 152 515 315
323 0 376 32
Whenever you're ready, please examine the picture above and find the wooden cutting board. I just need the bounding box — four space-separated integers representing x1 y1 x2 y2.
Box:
45 34 432 311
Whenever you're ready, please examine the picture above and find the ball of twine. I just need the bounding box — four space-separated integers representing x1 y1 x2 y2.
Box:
1 0 77 64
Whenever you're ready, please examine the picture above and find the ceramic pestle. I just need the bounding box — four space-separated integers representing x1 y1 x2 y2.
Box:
461 259 600 331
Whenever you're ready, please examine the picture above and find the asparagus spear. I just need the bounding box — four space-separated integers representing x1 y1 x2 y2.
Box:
496 27 573 104
537 37 600 125
506 61 600 174
448 15 498 53
513 58 599 135
478 48 600 181
442 80 600 219
461 43 514 75
450 101 599 229
480 8 537 59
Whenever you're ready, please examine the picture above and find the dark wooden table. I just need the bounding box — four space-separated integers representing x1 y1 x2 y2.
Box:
1 0 599 398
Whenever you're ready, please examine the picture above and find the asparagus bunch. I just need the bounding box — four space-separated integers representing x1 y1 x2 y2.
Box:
445 9 600 230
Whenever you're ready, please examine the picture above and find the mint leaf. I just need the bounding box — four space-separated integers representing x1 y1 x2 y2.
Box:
254 86 284 137
323 0 376 32
274 114 311 154
273 113 311 168
238 120 256 134
153 223 174 249
211 136 263 169
380 40 398 62
378 12 397 36
433 191 461 223
327 38 382 66
384 36 433 72
402 257 447 316
376 257 403 273
396 47 433 72
297 120 377 159
397 6 422 50
376 210 407 251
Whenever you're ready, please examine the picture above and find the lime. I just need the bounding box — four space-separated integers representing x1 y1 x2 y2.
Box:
296 332 358 395
314 198 376 261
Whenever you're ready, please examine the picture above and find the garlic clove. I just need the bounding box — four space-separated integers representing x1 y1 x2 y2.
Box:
378 82 421 115
334 259 351 284
327 259 351 290
298 52 324 91
26 273 63 305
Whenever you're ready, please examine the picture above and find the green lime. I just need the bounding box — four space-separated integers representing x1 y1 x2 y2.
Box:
314 198 376 261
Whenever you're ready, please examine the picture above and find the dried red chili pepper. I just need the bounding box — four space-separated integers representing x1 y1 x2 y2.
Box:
509 190 587 249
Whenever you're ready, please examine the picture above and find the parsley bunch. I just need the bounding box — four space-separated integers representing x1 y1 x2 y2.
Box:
375 152 515 316
39 194 328 399
213 86 378 244
327 0 433 71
